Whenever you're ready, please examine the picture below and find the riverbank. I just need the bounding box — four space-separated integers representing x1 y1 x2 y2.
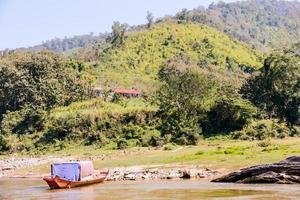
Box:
1 138 300 179
0 156 221 180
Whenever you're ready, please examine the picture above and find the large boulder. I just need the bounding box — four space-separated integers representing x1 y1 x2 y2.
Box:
212 156 300 184
280 156 300 163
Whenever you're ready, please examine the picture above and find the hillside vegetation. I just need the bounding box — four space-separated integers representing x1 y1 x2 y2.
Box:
174 0 300 50
3 34 105 53
3 0 299 54
0 3 299 154
96 22 262 91
0 99 158 152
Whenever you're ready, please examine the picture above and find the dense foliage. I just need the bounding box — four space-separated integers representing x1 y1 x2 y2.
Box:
158 64 218 144
203 97 258 135
232 119 292 140
96 22 262 93
22 34 105 52
0 99 159 152
2 0 299 55
0 51 90 120
173 0 300 50
241 53 300 126
156 52 260 144
0 2 299 152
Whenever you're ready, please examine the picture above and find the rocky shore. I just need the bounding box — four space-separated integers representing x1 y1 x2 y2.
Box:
212 156 300 184
106 167 218 181
0 156 218 180
0 156 75 178
3 154 300 184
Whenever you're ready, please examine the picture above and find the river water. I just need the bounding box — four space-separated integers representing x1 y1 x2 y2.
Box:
0 179 299 200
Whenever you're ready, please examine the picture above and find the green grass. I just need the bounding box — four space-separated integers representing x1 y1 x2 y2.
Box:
51 98 157 119
90 138 300 170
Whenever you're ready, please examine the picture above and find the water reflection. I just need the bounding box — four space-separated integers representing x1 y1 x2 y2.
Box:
1 179 300 200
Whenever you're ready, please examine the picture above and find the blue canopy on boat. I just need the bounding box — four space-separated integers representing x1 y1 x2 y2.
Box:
51 163 81 181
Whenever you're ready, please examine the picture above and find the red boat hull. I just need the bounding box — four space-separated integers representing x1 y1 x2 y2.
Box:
43 172 108 189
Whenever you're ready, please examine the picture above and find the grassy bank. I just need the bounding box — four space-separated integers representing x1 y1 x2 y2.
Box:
3 138 300 177
81 138 300 169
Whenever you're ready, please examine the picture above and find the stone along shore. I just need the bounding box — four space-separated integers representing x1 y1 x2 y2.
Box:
105 167 218 181
0 156 219 180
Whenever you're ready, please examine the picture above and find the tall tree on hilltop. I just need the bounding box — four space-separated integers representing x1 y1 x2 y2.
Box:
176 8 189 23
146 11 154 28
107 21 128 47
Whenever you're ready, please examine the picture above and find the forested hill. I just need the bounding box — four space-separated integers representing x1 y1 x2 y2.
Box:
33 34 105 52
4 0 300 53
2 33 106 53
95 22 263 93
0 2 299 153
175 0 300 51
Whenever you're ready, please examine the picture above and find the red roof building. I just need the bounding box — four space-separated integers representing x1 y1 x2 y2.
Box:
112 89 142 97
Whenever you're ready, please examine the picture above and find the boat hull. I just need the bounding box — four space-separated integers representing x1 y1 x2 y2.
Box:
43 172 108 189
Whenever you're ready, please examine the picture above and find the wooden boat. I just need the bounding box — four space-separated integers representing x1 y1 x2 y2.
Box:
43 171 108 189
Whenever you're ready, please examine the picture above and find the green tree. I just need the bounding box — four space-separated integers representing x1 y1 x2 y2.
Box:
0 51 88 120
183 0 300 50
0 106 46 135
203 97 258 135
176 8 189 24
107 21 128 47
158 63 218 144
241 54 300 126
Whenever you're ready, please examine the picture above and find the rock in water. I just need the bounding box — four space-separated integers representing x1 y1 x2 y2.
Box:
280 156 300 163
212 156 300 184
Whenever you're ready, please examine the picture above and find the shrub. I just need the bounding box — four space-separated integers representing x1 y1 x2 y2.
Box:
195 150 205 155
0 135 8 152
117 138 128 149
1 107 46 135
84 131 109 147
257 138 272 147
1 134 25 152
36 99 159 149
148 133 165 147
163 143 175 150
42 113 94 144
0 107 46 153
291 126 300 136
232 119 291 140
140 129 161 147
203 97 258 134
174 129 201 145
